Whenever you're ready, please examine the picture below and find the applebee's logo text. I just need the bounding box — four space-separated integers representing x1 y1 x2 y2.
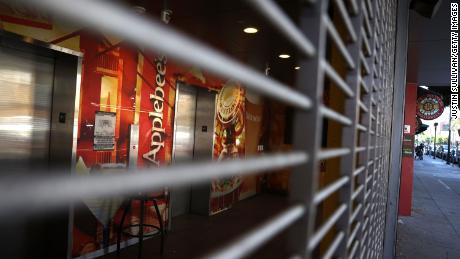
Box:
143 56 167 166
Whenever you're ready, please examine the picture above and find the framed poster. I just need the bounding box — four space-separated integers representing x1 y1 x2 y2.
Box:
94 111 116 150
402 134 414 157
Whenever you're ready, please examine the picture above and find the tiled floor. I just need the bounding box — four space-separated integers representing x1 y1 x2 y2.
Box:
100 155 460 259
102 193 291 259
396 156 460 259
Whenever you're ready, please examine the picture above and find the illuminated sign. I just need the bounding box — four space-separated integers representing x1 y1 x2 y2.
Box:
143 56 167 166
416 94 445 120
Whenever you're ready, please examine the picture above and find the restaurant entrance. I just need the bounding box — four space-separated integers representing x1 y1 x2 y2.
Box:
171 82 216 217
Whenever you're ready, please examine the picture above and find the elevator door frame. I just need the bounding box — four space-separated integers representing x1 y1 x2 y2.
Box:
171 82 217 221
0 30 82 259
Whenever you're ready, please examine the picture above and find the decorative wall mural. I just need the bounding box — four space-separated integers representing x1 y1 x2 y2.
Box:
211 81 246 215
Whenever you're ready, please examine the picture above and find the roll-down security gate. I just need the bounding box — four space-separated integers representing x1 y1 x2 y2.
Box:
0 0 401 258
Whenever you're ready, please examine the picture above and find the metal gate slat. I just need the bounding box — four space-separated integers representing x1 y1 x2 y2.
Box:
0 0 401 257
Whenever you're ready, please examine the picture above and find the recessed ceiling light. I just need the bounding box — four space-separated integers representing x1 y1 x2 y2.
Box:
243 27 258 34
295 66 300 70
279 54 290 59
419 85 429 90
132 6 146 14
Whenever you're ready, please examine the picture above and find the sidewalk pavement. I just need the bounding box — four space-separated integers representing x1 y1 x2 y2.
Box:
396 156 460 259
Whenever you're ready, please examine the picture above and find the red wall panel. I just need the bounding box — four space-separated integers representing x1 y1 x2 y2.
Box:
399 83 417 216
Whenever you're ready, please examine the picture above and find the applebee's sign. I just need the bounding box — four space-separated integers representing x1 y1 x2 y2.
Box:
143 56 167 166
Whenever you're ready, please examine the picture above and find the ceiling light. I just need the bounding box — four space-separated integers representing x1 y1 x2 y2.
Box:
278 54 290 59
419 85 429 90
132 6 146 14
295 66 300 70
243 27 258 34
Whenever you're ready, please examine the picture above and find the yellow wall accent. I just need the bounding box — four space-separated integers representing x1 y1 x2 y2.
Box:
133 53 144 124
1 22 81 51
100 76 119 113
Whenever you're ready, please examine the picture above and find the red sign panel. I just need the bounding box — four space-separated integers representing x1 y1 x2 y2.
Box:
416 94 444 120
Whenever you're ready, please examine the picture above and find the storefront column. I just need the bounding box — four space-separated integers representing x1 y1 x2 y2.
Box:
398 83 417 216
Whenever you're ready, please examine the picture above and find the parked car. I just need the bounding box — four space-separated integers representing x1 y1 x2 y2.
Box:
427 145 434 156
441 145 449 160
436 145 458 162
435 145 444 158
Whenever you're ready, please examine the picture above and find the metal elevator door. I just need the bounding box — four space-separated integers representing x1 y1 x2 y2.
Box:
0 44 54 171
171 82 216 217
0 43 55 259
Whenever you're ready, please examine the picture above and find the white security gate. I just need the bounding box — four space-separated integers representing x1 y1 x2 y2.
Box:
0 0 400 258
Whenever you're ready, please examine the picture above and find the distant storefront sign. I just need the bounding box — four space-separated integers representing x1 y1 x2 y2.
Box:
416 94 444 120
440 122 450 132
402 134 414 157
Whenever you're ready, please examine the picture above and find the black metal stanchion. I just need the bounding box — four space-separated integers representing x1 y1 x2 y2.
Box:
433 122 438 159
447 108 452 165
